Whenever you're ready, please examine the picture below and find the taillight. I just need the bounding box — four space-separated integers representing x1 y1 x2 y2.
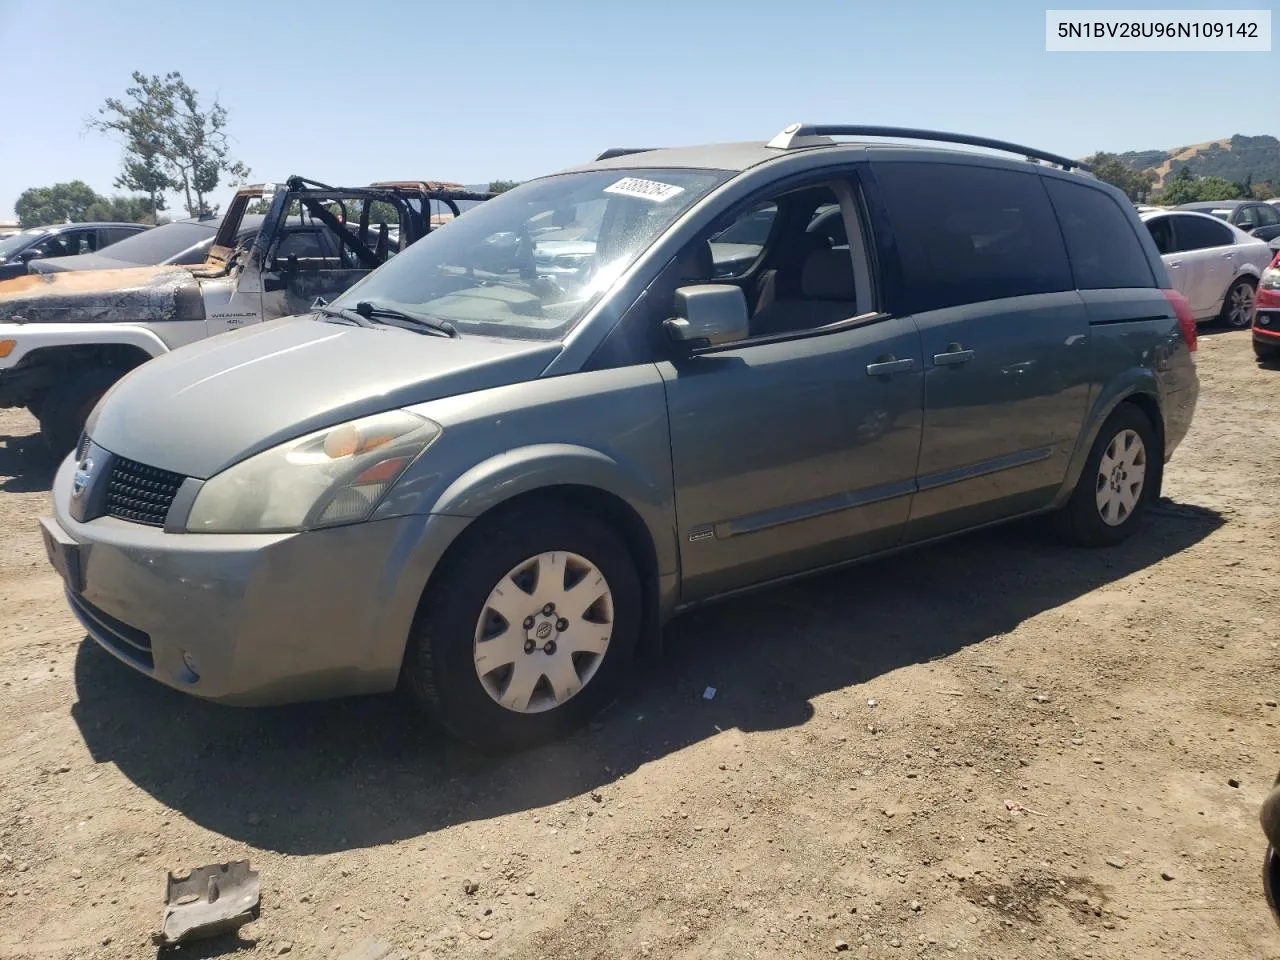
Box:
1163 289 1197 356
1258 287 1280 310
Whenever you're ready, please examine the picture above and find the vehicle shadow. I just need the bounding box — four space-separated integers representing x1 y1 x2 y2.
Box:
0 428 56 493
71 499 1223 856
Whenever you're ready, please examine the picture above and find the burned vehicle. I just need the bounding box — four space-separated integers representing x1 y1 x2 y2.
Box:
0 177 491 454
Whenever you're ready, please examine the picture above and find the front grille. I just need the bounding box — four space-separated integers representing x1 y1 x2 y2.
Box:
104 457 184 527
67 590 154 670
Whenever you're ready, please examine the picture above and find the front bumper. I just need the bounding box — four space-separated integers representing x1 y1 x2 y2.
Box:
45 454 471 706
1254 310 1280 346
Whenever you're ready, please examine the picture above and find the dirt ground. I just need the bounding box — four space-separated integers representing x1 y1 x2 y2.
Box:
0 330 1276 960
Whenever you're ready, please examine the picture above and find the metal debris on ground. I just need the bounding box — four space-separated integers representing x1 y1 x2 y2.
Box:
157 860 260 945
1004 800 1047 817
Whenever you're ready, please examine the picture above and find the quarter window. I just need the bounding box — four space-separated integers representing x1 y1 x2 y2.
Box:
874 162 1072 313
1043 178 1155 289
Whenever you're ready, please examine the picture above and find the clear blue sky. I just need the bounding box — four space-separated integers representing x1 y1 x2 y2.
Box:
0 0 1275 220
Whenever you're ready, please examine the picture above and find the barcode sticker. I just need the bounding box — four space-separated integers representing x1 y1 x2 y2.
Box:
603 177 686 204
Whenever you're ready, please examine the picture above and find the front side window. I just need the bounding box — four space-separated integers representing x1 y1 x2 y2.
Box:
328 168 731 340
1236 206 1258 230
1043 178 1155 290
874 161 1072 313
1170 214 1233 252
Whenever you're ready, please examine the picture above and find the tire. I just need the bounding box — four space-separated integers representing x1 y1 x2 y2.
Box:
38 367 122 459
1055 403 1158 548
1256 340 1280 364
1219 277 1257 330
402 501 642 752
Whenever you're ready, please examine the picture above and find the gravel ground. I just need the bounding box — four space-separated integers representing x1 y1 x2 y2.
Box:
0 329 1276 960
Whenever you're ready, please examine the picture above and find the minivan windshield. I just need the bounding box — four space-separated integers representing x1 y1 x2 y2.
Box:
327 168 731 340
95 220 218 264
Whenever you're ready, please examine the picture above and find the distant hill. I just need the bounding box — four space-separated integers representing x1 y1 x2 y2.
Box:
1116 134 1280 188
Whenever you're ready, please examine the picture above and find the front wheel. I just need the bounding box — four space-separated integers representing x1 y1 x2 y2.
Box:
402 502 641 751
1054 404 1157 547
1220 277 1257 330
38 368 122 459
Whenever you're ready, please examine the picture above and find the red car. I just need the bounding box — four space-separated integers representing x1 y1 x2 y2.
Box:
1254 252 1280 362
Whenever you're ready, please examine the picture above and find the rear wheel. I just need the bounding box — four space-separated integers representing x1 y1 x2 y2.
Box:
1055 404 1157 547
38 367 121 459
1219 277 1256 329
402 502 641 751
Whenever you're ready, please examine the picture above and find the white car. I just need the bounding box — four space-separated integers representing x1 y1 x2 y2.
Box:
1140 209 1273 328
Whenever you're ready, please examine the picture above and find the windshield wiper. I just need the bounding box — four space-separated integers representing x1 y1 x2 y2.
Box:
315 305 375 327
354 300 458 338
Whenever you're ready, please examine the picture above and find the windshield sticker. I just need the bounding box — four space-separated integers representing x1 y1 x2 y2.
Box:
603 177 686 204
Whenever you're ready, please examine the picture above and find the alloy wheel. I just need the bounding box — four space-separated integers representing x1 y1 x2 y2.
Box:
1228 282 1256 329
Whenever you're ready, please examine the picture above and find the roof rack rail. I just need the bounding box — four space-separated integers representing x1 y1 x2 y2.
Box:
766 123 1091 173
595 147 660 161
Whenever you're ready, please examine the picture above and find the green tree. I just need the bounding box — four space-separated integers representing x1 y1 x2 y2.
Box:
83 195 158 224
488 179 519 194
1084 152 1156 202
14 181 102 226
1156 167 1243 205
86 72 172 219
1193 177 1245 201
89 71 251 218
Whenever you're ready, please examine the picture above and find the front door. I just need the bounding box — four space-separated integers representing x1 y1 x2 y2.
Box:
869 160 1093 542
655 173 924 601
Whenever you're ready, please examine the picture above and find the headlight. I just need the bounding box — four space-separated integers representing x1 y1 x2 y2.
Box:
186 410 441 533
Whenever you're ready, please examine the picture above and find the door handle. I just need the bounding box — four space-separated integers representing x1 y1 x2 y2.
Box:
865 356 915 377
1221 252 1235 259
933 346 975 367
1168 260 1182 268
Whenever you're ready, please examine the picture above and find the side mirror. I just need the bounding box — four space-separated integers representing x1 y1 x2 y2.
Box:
18 248 43 261
664 284 749 348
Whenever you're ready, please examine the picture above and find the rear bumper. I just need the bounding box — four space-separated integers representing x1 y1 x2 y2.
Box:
1163 375 1198 461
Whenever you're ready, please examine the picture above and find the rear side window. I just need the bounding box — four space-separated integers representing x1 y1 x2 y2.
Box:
873 162 1072 313
1044 179 1155 289
1170 214 1233 252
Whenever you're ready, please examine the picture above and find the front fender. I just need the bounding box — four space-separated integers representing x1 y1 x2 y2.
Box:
1052 369 1161 509
421 442 678 577
0 322 169 371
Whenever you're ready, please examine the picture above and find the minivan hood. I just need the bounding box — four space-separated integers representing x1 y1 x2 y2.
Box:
0 265 195 323
87 315 562 478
